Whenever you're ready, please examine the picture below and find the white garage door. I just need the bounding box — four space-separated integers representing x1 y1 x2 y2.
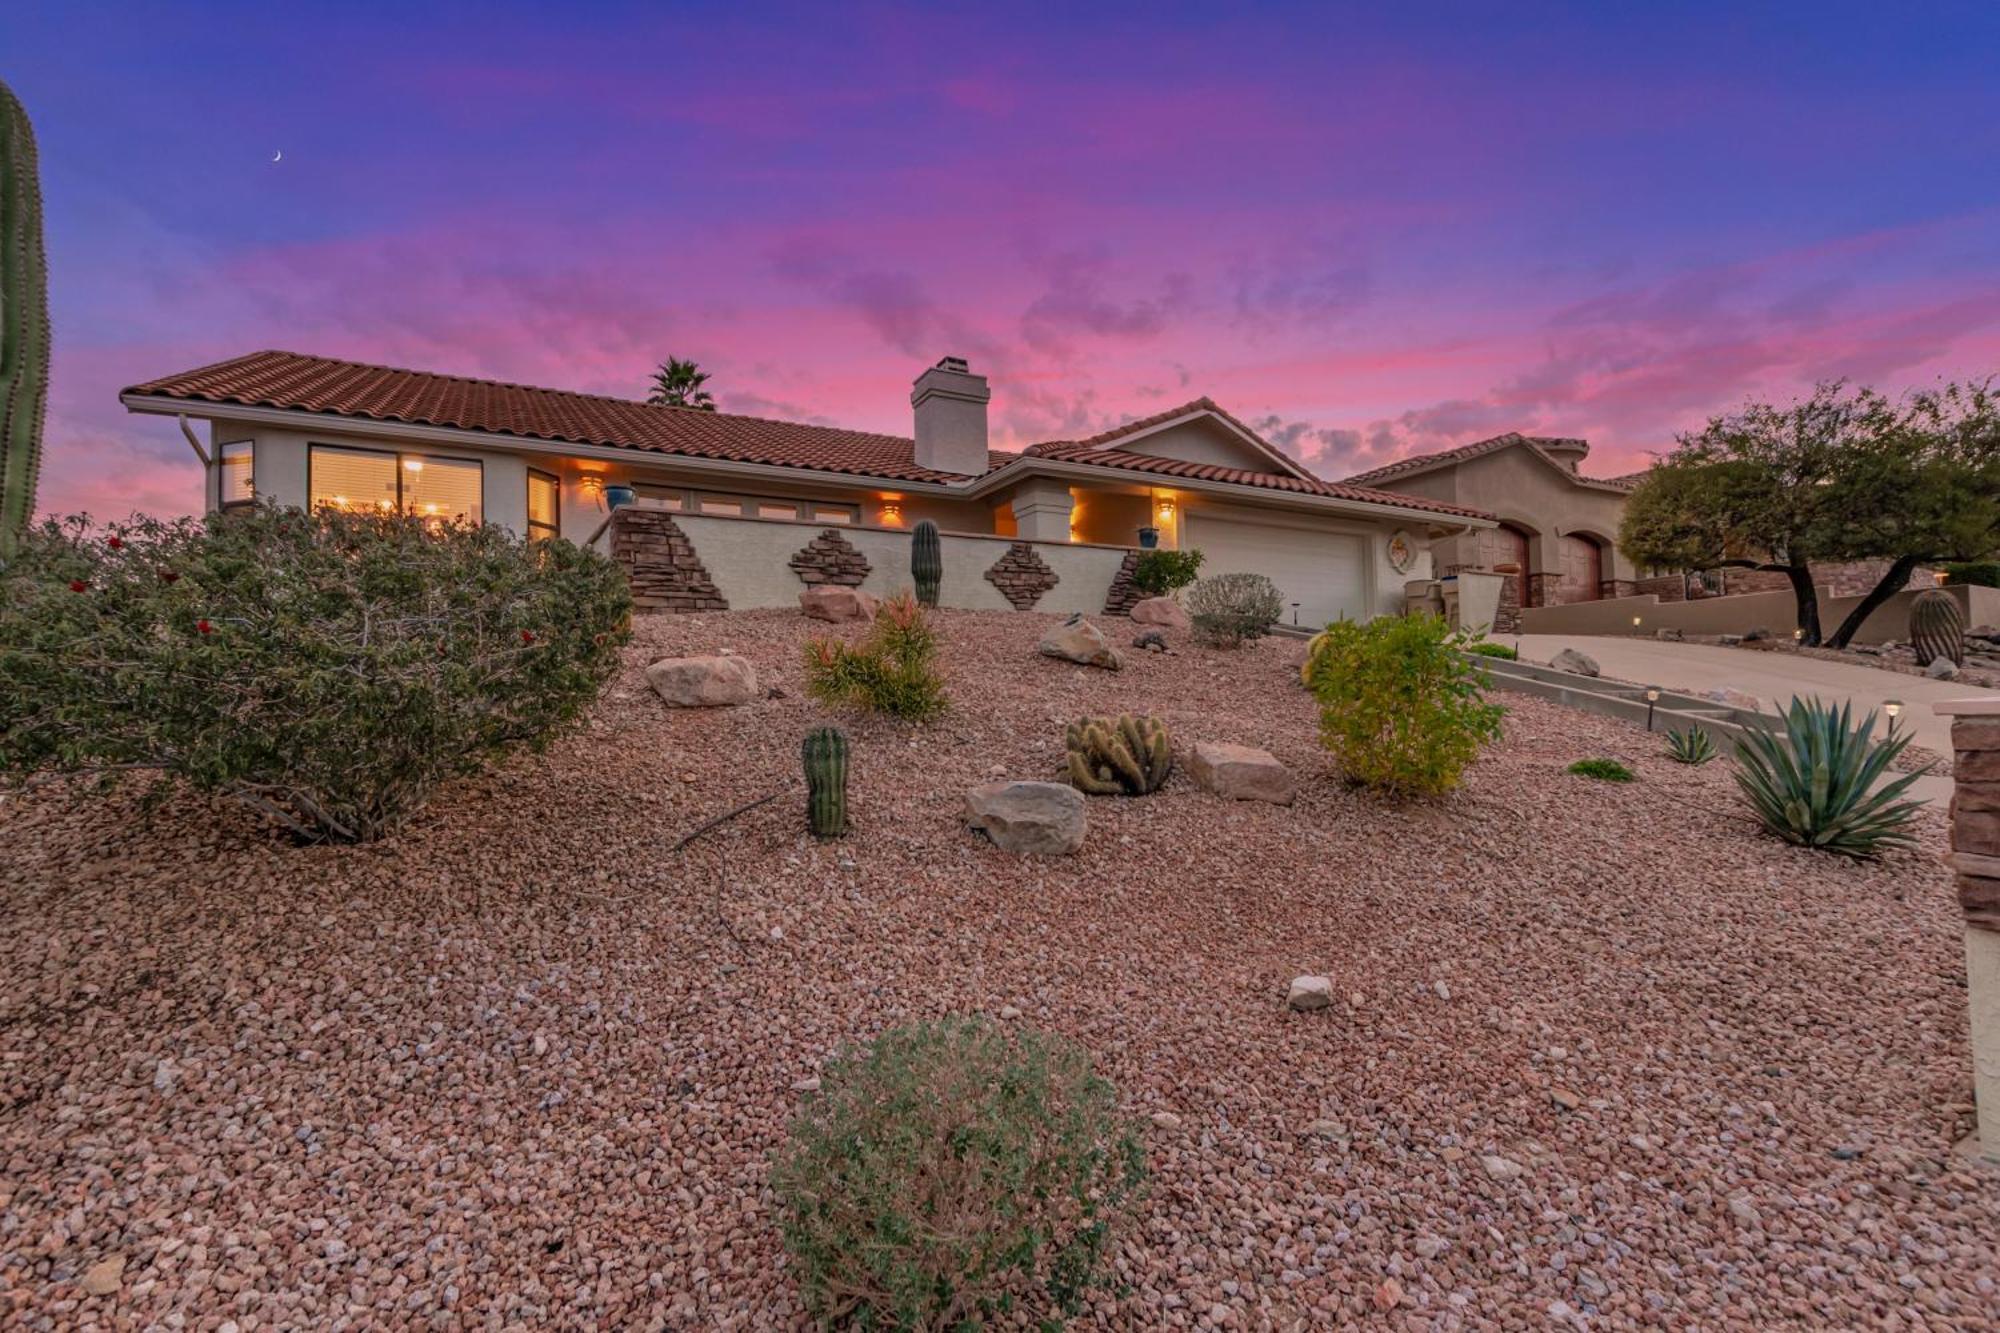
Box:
1183 515 1368 630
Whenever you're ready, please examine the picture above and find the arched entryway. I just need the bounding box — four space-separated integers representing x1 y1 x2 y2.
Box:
1556 533 1604 604
1473 523 1534 623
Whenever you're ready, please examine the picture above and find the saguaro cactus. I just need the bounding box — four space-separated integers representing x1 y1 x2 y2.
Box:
802 726 849 838
1064 714 1173 796
1 79 50 557
910 518 942 607
1910 588 1965 667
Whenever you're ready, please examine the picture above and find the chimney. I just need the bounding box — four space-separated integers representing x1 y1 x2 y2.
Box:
1536 437 1589 473
911 355 990 476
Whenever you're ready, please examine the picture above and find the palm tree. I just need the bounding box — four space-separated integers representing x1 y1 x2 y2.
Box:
646 357 716 411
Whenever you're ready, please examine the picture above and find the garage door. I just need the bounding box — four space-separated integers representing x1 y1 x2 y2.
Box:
1182 515 1368 630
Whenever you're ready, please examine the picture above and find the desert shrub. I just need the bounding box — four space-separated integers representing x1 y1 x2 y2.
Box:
1307 614 1504 796
0 506 631 842
1184 571 1282 647
1665 726 1717 764
1466 641 1518 660
803 591 947 720
1734 696 1928 858
1943 561 2000 588
1567 757 1635 781
1131 547 1204 598
771 1016 1146 1330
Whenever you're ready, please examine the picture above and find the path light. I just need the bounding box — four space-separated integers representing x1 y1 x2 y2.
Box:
1885 698 1904 743
1632 614 1643 631
1291 601 1301 626
1793 628 1804 641
1644 684 1661 732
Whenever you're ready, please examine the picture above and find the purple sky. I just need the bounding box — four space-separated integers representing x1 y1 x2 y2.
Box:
10 1 2000 519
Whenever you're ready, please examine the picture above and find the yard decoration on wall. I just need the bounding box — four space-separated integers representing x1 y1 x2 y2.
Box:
1385 530 1415 573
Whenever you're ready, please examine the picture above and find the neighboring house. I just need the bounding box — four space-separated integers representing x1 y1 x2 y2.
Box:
1341 433 1639 631
121 351 1493 625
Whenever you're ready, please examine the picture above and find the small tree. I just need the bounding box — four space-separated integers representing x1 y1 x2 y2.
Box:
0 506 631 842
646 356 716 410
1307 614 1504 796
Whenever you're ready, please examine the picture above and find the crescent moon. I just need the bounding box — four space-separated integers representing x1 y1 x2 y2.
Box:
271 150 283 163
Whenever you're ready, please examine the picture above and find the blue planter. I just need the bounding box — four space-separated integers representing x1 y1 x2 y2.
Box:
603 484 636 510
1137 526 1160 549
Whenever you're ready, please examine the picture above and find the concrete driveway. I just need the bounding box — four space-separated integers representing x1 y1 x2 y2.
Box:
1515 634 1999 757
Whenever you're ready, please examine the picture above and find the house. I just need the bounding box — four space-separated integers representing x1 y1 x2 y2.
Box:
121 351 1493 626
1340 433 1639 631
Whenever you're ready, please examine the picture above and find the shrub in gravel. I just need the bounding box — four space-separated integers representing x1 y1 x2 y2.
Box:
1184 571 1283 647
1466 641 1518 660
772 1016 1146 1329
1567 757 1636 781
1734 696 1928 858
1131 547 1204 598
1307 614 1503 797
0 506 631 843
803 591 947 721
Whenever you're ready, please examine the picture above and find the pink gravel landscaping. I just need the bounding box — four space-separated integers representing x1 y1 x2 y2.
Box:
2 608 1996 1329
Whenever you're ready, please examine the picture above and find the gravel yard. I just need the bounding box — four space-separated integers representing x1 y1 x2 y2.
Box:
3 607 1995 1329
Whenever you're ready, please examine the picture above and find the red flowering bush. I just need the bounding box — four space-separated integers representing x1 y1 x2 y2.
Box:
0 505 631 842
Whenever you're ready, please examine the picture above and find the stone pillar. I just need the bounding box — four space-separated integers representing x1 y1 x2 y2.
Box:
1008 479 1075 544
1936 698 2000 1162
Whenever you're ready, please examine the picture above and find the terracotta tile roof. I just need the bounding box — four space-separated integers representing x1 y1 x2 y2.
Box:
1340 431 1639 493
1018 440 1491 518
123 349 995 485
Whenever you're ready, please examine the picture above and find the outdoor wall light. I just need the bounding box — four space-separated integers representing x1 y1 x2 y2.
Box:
879 500 903 526
1644 684 1661 731
1155 496 1177 522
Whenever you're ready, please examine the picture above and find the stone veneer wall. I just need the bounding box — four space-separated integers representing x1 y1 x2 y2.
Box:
788 529 871 586
983 543 1060 610
1939 700 2000 1161
1634 560 1935 604
1102 550 1143 617
610 509 728 612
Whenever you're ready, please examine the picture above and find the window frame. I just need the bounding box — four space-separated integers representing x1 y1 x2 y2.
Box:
217 440 256 509
526 467 561 542
307 442 486 524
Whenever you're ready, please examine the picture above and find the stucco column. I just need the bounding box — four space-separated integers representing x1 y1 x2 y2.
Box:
1936 698 2000 1163
1008 478 1075 544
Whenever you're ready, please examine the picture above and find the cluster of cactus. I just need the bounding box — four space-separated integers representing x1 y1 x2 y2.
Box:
1 79 49 558
911 518 941 607
802 726 849 838
1909 588 1964 667
1664 726 1717 765
1064 713 1172 796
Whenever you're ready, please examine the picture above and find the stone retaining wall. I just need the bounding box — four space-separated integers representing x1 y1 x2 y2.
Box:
1937 698 2000 1162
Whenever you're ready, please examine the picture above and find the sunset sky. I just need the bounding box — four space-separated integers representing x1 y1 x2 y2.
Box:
10 1 2000 519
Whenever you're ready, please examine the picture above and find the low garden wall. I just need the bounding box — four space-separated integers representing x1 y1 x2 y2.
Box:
605 506 1141 616
1521 582 2000 643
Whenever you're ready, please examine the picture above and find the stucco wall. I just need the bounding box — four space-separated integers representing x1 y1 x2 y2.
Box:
1118 417 1273 470
1520 582 2000 643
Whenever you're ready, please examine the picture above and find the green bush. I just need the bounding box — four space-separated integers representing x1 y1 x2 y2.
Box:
0 506 631 842
1734 696 1928 858
772 1016 1146 1330
1943 561 2000 588
803 591 947 720
1466 641 1518 660
1131 547 1204 598
1567 757 1635 781
1307 614 1504 796
1184 571 1283 647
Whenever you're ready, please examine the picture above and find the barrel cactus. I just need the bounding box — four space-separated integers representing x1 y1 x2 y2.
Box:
910 518 942 607
1064 714 1172 796
802 726 849 837
1 79 49 558
1910 588 1964 667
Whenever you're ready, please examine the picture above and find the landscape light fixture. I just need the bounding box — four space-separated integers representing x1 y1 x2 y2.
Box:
1291 601 1301 626
1644 684 1661 731
1632 615 1643 629
1885 698 1903 742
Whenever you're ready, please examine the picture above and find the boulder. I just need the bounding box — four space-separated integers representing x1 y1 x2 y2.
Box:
1129 596 1191 632
1704 687 1763 713
1287 976 1333 1011
1551 647 1600 677
1718 633 1744 646
1928 655 1959 680
1189 741 1295 805
964 781 1086 855
646 655 760 707
1654 627 1684 642
1133 629 1169 653
1037 613 1123 671
799 585 878 623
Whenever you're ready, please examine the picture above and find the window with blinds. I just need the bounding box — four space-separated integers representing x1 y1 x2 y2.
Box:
402 456 482 523
309 446 484 524
218 441 255 507
527 470 560 541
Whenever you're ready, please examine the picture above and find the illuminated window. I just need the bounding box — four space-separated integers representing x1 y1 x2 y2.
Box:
699 497 742 516
309 445 483 523
527 469 560 542
814 504 857 524
218 440 255 507
633 485 684 509
756 501 798 521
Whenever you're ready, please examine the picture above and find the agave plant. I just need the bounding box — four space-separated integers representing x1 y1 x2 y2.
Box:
1665 726 1717 765
1733 697 1929 858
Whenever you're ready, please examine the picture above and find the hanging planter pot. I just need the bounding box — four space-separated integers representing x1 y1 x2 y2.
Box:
1137 525 1160 549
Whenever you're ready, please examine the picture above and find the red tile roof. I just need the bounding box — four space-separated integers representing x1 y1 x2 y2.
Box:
1017 441 1490 517
123 349 1000 485
1340 432 1638 493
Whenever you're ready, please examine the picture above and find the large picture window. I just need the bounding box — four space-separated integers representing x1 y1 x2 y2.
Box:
218 440 255 507
527 469 560 542
308 445 483 524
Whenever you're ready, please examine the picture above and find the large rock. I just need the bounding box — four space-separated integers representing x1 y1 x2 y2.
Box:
1287 976 1333 1011
1551 647 1600 677
1038 614 1123 671
646 655 760 707
1704 686 1763 713
1189 741 1295 805
799 585 878 623
964 781 1086 855
1927 655 1959 680
1129 597 1191 632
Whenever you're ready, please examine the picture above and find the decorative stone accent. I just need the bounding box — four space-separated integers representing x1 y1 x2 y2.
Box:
1038 614 1123 671
1130 596 1191 632
1287 976 1333 1011
789 528 871 587
800 585 878 622
984 542 1059 610
646 654 759 707
1551 647 1600 677
964 781 1086 855
1102 549 1144 617
611 509 728 614
1188 741 1294 805
1524 572 1560 609
1935 699 2000 1163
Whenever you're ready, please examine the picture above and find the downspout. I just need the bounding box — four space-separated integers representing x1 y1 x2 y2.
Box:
177 414 210 466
